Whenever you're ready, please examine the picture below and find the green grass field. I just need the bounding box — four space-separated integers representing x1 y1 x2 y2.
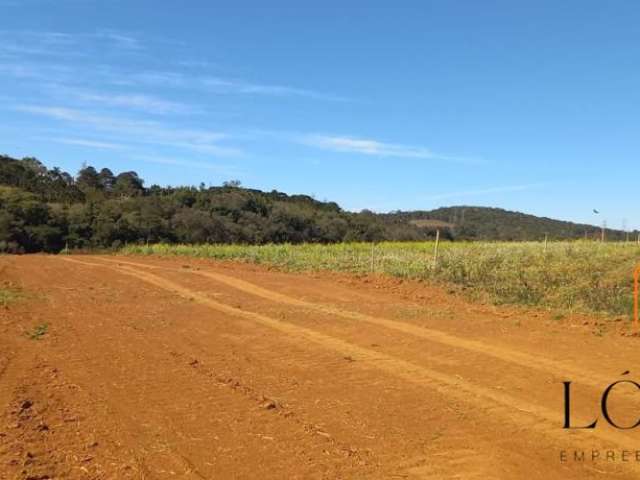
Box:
121 241 640 317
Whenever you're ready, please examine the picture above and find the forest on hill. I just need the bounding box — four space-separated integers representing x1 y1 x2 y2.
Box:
381 207 628 242
0 154 629 253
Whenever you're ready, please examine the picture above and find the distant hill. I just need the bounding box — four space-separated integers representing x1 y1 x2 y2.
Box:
0 153 634 252
382 206 632 241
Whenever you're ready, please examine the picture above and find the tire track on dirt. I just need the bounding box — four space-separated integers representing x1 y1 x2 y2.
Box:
96 256 619 392
30 263 212 479
60 256 640 471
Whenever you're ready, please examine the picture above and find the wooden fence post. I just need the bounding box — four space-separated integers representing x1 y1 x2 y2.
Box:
433 230 440 267
634 265 640 334
370 243 375 273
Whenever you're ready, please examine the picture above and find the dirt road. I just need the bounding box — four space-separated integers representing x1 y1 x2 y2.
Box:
2 255 640 479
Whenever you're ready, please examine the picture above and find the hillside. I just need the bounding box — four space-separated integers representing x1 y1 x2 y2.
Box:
0 154 399 253
0 154 630 253
383 206 630 241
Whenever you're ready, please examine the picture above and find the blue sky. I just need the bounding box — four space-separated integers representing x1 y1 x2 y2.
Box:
2 1 639 228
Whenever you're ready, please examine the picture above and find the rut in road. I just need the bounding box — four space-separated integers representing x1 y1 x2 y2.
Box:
96 256 619 393
60 256 640 468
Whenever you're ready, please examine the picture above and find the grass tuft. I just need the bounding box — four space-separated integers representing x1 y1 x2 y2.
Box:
28 323 48 340
0 286 19 307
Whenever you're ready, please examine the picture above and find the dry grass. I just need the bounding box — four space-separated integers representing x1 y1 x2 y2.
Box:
0 286 19 306
121 241 640 317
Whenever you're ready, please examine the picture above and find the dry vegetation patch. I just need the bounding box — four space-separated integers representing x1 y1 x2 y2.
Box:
121 241 640 317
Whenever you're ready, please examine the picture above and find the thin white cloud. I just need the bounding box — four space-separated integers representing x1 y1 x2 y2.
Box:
16 105 151 128
124 71 185 87
201 77 349 101
95 30 141 50
165 142 242 156
423 183 547 201
0 57 345 101
300 134 476 162
16 105 241 156
0 63 41 78
176 59 218 69
134 155 242 176
305 135 421 156
0 43 64 56
0 62 73 81
0 30 141 57
49 137 126 150
125 71 349 101
0 31 74 46
60 88 197 114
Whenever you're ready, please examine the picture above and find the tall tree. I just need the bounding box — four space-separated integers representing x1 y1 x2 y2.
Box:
114 171 144 197
98 168 116 192
76 165 100 191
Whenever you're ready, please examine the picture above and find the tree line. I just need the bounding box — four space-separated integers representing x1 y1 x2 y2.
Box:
3 154 625 254
383 207 634 242
0 154 438 253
